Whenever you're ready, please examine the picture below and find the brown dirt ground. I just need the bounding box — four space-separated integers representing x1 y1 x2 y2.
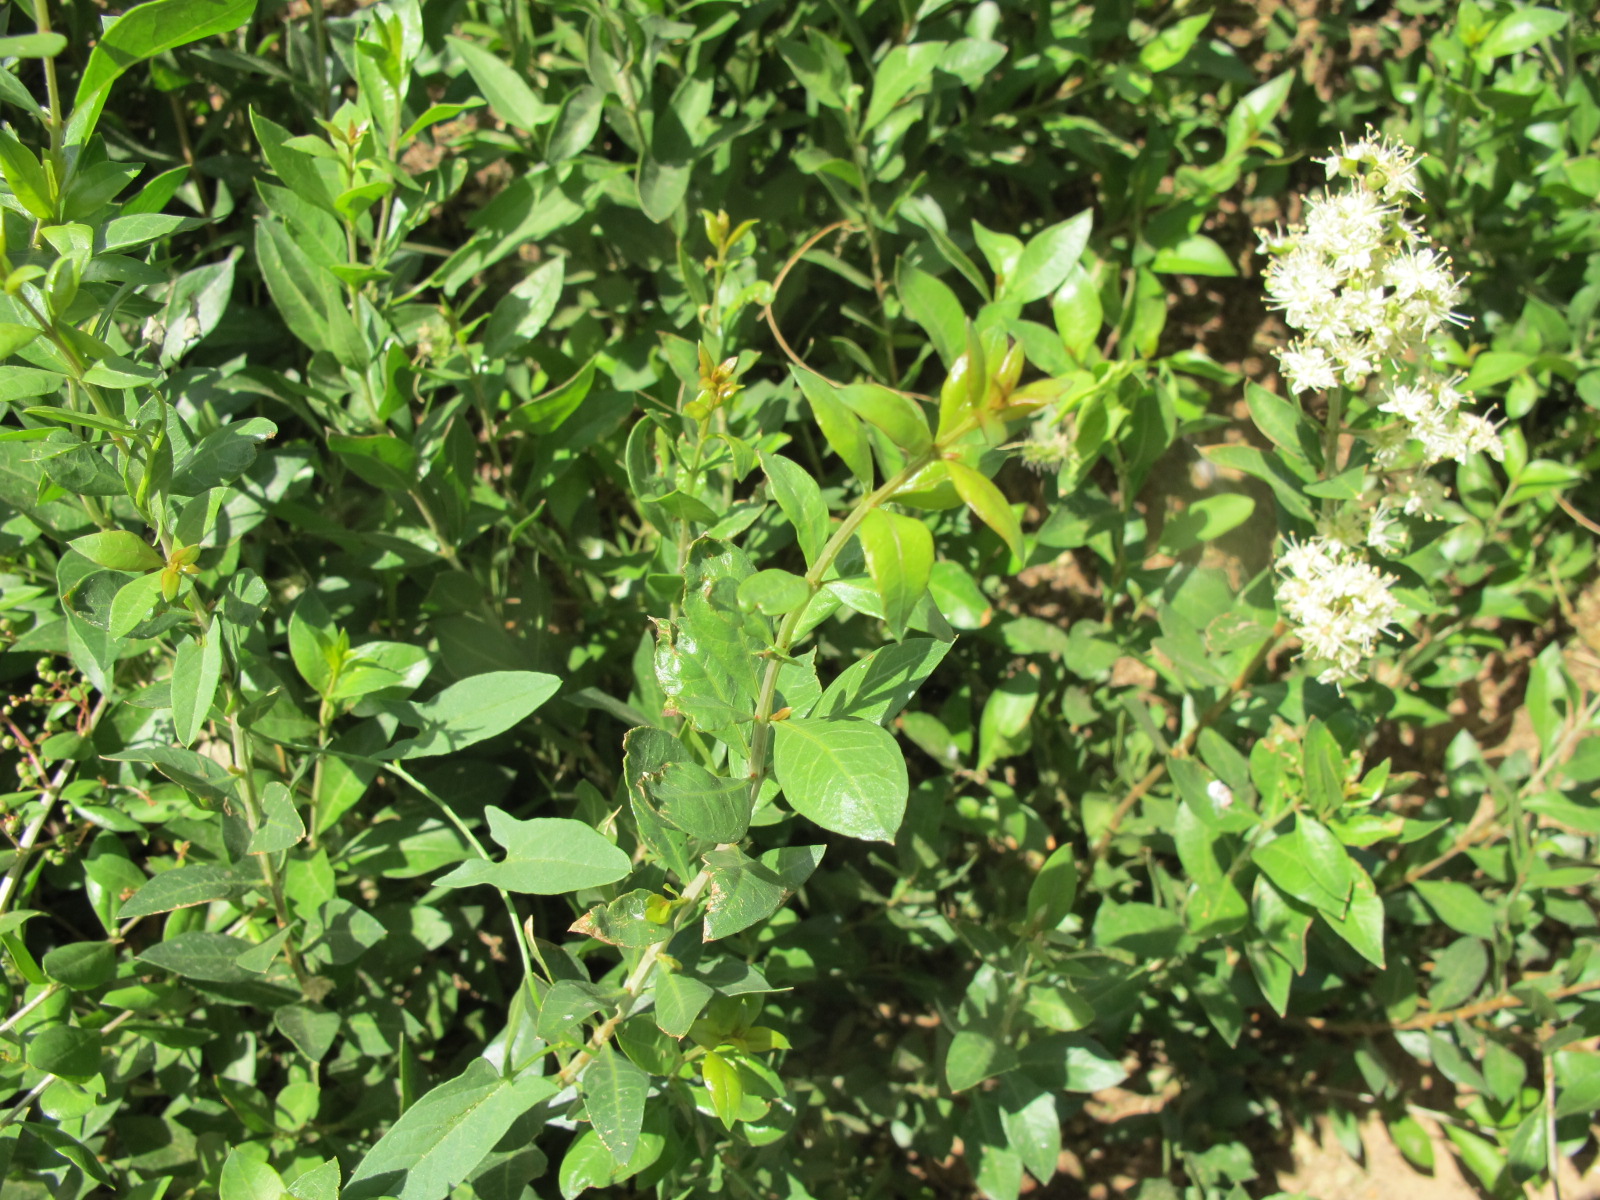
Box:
1276 1112 1600 1200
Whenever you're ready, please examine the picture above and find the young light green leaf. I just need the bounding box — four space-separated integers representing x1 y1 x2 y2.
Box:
581 1043 648 1165
0 127 55 219
69 530 163 573
945 460 1023 561
345 1058 557 1200
434 807 631 894
108 572 168 638
772 717 909 842
737 568 812 616
839 383 932 458
387 671 561 758
701 1051 743 1130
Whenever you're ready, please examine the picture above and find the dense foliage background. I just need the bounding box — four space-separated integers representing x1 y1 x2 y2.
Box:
0 1 1597 1198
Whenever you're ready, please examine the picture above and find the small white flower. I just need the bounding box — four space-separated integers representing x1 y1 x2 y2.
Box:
1276 535 1402 685
1278 342 1338 393
1206 779 1235 810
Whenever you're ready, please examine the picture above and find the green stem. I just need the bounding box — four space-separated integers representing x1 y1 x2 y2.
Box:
30 0 63 167
307 0 331 119
229 714 315 994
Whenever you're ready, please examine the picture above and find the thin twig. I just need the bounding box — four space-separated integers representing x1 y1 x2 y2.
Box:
761 220 856 384
1302 976 1600 1034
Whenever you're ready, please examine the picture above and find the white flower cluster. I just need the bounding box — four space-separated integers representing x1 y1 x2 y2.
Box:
1259 127 1502 469
1276 536 1402 686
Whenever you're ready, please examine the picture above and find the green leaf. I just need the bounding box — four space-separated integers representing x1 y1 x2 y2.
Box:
249 782 306 854
1052 264 1103 361
814 637 951 726
328 433 418 490
946 460 1023 561
434 807 632 894
287 1159 341 1200
1295 815 1354 907
652 968 713 1039
171 632 223 746
446 35 555 132
792 368 873 486
482 257 565 358
897 262 966 366
702 845 824 940
1140 11 1212 71
1008 211 1092 304
1245 381 1314 460
838 383 932 458
388 670 560 758
1151 234 1235 277
1155 494 1254 556
1414 880 1501 940
120 863 252 919
1319 863 1385 967
1225 69 1293 155
977 667 1040 771
863 41 944 132
27 1025 100 1077
647 760 752 843
998 1075 1060 1185
70 0 257 145
139 932 265 982
276 1004 341 1062
856 508 933 639
69 530 163 573
581 1043 648 1165
41 942 115 990
0 33 67 57
1388 1114 1435 1172
0 127 54 219
1478 6 1567 61
654 541 765 745
108 572 168 638
572 890 673 949
249 109 339 215
760 452 830 568
737 568 812 616
772 717 909 842
1026 845 1077 930
346 1058 557 1200
947 1029 1017 1092
0 322 41 358
701 1051 743 1130
220 1149 287 1200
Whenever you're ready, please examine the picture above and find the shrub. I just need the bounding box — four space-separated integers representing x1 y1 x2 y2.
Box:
0 2 1596 1198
